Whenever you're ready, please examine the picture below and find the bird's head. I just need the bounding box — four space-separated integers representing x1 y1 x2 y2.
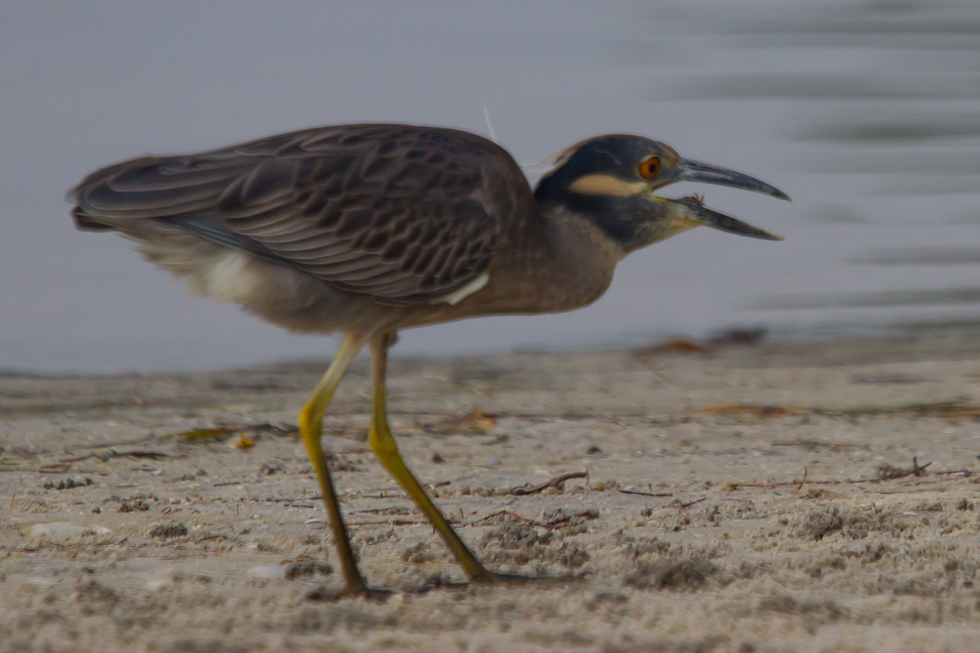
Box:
533 135 789 253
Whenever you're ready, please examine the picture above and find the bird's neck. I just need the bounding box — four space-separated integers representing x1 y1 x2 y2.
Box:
509 204 624 313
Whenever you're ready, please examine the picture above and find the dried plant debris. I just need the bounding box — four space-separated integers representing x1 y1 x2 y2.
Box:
44 450 171 469
632 329 766 358
43 477 94 490
477 507 598 532
352 529 399 551
699 398 980 420
175 428 239 442
419 408 498 435
234 434 255 449
118 499 151 512
707 328 767 347
540 507 599 531
633 340 710 357
877 457 930 479
148 523 188 539
172 423 297 443
772 439 870 453
508 470 587 495
283 560 333 580
850 374 933 385
700 405 793 418
113 493 157 512
725 456 946 489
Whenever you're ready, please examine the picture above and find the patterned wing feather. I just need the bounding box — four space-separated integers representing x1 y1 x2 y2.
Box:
70 124 531 304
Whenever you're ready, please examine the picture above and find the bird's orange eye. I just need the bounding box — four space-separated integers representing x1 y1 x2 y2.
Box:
638 156 661 180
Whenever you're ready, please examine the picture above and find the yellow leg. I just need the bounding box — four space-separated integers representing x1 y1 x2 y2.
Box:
367 332 493 582
298 333 373 595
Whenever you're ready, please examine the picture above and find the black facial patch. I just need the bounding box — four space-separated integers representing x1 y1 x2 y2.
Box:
534 135 657 204
558 193 646 245
532 134 679 248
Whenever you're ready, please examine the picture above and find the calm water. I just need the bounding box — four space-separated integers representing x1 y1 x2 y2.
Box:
2 0 979 371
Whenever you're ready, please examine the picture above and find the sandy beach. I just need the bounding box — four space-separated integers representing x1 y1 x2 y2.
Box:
2 333 980 652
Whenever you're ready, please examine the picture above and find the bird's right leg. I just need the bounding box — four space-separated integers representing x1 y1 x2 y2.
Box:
298 333 376 596
365 331 493 582
365 332 570 588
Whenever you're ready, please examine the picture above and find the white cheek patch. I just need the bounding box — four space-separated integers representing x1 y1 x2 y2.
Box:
568 174 647 197
432 272 490 305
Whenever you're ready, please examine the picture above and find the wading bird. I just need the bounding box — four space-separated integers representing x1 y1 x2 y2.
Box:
70 124 788 596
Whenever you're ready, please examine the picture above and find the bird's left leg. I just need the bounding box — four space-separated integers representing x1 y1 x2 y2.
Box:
366 331 494 582
298 333 376 596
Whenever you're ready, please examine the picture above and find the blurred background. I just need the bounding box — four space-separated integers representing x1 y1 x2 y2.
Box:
2 0 979 372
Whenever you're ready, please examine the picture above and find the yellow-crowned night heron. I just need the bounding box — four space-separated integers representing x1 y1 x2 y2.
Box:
69 123 788 596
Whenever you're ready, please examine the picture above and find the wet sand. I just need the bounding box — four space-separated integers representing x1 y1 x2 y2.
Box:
2 334 980 652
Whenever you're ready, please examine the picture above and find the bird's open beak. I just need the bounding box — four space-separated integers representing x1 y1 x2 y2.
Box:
662 195 784 241
653 158 789 240
671 159 791 201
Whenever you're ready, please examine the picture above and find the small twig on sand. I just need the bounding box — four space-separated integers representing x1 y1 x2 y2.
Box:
49 454 98 465
728 457 937 490
476 509 597 531
64 434 154 452
680 498 706 509
618 489 673 498
122 451 172 460
773 440 869 453
796 466 808 493
736 478 871 489
508 471 587 496
351 507 408 515
265 495 322 503
877 457 931 480
44 450 172 469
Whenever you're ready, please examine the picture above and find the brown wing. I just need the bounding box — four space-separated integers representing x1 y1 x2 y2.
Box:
69 124 532 305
